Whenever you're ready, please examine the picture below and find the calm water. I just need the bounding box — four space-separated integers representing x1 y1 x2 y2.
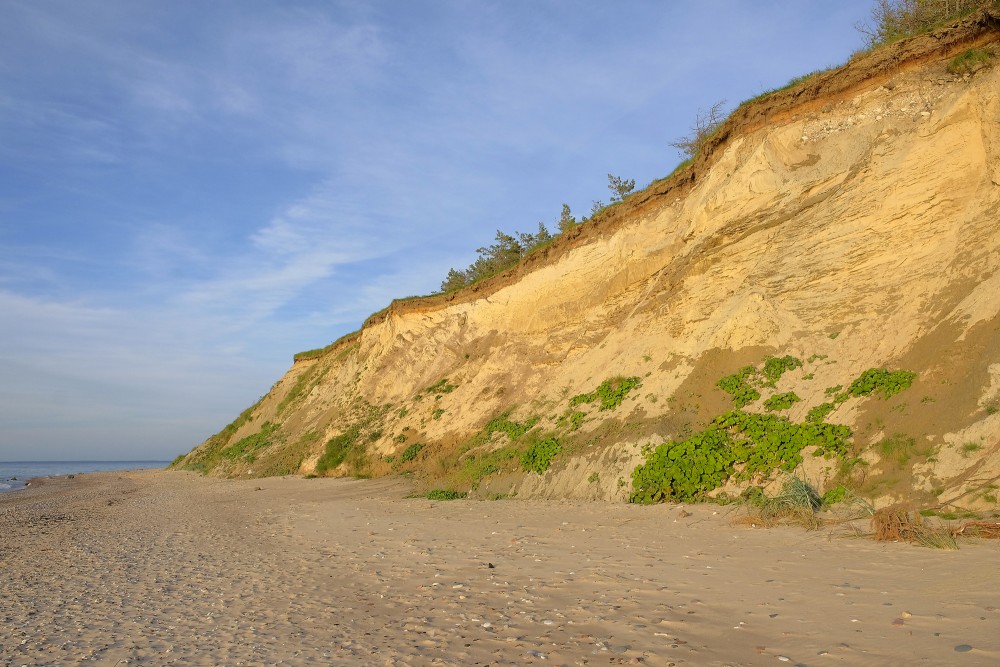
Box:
0 461 170 493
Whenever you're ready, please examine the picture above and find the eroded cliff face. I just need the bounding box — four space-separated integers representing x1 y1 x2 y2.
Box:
178 14 1000 510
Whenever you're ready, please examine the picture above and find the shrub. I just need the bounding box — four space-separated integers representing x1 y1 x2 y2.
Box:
557 203 577 233
440 224 553 292
857 0 988 47
521 437 562 474
607 173 636 202
670 100 727 159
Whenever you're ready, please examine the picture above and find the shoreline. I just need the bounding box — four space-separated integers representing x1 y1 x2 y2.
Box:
2 469 998 665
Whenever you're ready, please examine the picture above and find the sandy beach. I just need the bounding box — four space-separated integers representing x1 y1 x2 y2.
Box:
1 471 998 666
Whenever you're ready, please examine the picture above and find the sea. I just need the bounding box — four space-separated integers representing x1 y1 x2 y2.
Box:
0 461 170 493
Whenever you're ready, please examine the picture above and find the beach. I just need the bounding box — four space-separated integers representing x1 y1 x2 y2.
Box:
1 471 998 666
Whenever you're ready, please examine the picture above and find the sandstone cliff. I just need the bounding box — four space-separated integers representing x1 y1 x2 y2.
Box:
176 10 1000 511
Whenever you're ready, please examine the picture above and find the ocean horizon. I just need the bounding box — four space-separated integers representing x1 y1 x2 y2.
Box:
0 460 170 493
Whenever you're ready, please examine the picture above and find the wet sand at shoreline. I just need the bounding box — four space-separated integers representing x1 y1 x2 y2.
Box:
1 469 998 666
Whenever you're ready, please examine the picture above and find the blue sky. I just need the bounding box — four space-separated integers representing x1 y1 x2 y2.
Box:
0 0 873 461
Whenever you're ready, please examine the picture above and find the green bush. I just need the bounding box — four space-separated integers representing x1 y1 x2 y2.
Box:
521 437 562 474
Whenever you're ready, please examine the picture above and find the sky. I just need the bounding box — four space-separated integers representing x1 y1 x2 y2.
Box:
0 0 875 461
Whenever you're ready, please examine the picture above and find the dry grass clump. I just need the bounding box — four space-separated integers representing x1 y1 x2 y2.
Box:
871 504 959 549
953 520 1000 539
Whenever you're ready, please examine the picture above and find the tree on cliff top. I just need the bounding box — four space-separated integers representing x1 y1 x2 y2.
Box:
857 0 991 46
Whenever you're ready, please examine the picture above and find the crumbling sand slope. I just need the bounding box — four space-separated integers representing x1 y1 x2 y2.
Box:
177 11 1000 511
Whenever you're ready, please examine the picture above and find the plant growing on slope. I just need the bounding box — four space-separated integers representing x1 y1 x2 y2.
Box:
670 99 727 159
607 173 636 202
222 422 281 462
947 47 994 74
716 365 761 408
521 437 562 474
847 368 916 399
400 443 424 463
570 376 642 411
857 0 988 47
763 392 801 412
761 355 803 386
426 489 467 500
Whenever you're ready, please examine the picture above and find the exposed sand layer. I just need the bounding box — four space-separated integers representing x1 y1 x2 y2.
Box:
2 470 999 666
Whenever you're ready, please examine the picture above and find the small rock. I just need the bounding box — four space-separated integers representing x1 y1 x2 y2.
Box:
901 611 912 618
954 644 973 653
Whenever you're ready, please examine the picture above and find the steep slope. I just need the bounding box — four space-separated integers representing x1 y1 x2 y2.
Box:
176 10 1000 511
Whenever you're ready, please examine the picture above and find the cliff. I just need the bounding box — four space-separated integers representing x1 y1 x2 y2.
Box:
176 9 1000 511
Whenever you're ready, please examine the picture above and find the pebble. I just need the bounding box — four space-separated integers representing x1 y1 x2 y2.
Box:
954 644 973 653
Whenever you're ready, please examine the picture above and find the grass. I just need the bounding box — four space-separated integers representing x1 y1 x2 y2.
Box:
426 489 467 500
877 433 932 466
948 47 994 73
734 476 824 529
961 441 982 457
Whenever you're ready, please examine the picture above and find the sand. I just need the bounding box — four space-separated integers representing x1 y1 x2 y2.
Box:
1 470 998 666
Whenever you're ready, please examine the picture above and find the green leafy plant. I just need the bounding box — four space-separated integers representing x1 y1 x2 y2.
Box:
716 366 760 408
426 378 457 396
763 392 801 412
588 472 600 483
400 443 424 463
521 437 562 474
847 369 916 399
821 484 849 506
570 376 642 411
761 355 803 386
432 408 445 420
806 402 836 424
